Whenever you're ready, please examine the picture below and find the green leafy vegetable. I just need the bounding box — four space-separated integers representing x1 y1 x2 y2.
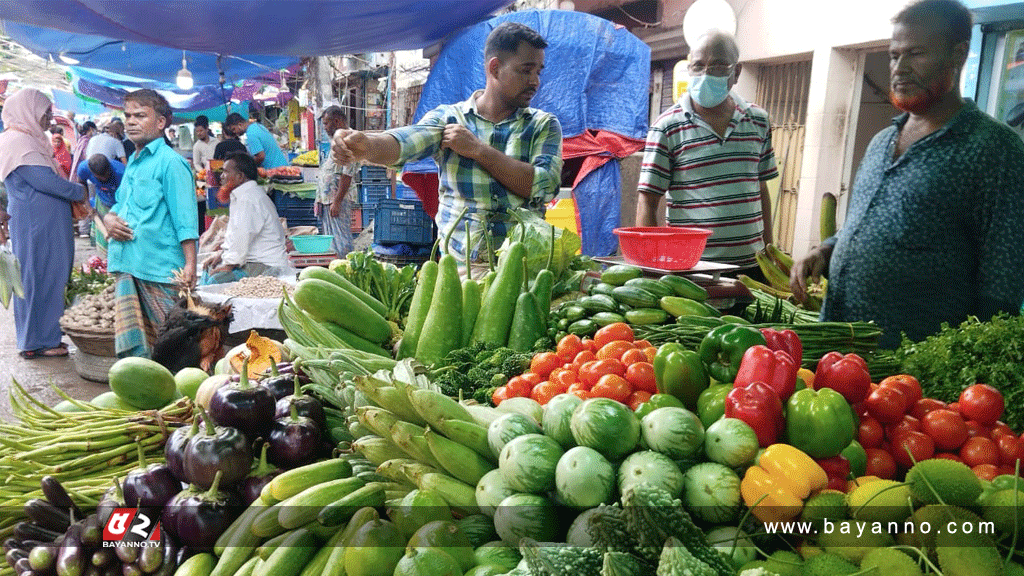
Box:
498 208 581 284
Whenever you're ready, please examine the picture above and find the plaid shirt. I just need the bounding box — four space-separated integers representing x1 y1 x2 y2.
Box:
390 91 563 260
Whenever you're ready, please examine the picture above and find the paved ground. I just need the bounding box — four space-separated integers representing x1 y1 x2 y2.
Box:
0 237 108 421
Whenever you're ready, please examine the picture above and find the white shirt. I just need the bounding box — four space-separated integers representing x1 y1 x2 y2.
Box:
192 138 217 171
85 132 126 161
221 180 289 268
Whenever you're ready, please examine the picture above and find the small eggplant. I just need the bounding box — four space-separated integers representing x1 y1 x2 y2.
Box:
123 443 181 509
209 359 276 440
159 484 200 541
183 406 253 490
173 471 243 552
267 405 322 469
273 376 326 430
164 417 200 483
40 476 83 519
96 478 124 527
260 363 296 401
237 443 280 506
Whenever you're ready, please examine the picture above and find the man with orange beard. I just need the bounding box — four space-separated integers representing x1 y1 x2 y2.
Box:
789 0 1024 349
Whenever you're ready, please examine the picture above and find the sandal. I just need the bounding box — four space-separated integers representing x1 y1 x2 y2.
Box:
20 345 70 359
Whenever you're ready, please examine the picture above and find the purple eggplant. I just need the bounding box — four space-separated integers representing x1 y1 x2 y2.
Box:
238 443 280 506
267 405 322 469
273 376 326 431
164 417 200 483
182 406 252 490
172 472 242 552
260 363 297 401
159 484 200 541
96 478 124 527
123 443 181 509
209 359 276 440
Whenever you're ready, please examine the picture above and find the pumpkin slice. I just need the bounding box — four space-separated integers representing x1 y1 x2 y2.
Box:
229 330 283 378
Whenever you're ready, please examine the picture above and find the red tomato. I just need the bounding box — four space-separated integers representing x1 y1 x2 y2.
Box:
999 465 1018 476
642 346 658 363
620 348 650 367
597 340 635 361
992 421 1015 438
530 381 562 405
947 402 960 413
627 390 652 411
578 359 627 388
581 337 598 353
858 416 885 449
570 388 590 400
973 463 1001 481
570 350 597 372
933 452 964 463
550 368 578 390
865 448 898 480
865 386 909 424
959 436 1000 468
625 362 658 394
921 409 969 451
891 431 935 469
885 415 921 441
853 402 870 419
909 398 947 420
591 374 632 404
556 334 585 363
593 322 634 349
530 352 562 379
964 420 992 439
634 339 652 349
879 375 923 405
491 386 511 406
958 384 1004 425
520 372 542 387
567 381 591 394
505 376 533 398
996 434 1023 467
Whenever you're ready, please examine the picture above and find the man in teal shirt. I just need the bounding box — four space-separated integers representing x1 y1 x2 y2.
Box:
224 112 289 168
104 89 199 358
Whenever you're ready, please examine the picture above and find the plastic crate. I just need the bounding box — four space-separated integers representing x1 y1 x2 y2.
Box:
358 182 392 206
362 209 374 229
374 199 435 246
272 190 318 228
351 207 363 232
206 187 228 210
359 165 388 181
395 183 419 200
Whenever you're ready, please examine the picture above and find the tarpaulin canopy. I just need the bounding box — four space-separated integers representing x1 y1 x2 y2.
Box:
401 9 650 256
0 0 514 56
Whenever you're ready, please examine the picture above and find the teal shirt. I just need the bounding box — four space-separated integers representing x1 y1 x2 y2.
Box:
245 123 289 168
108 138 199 284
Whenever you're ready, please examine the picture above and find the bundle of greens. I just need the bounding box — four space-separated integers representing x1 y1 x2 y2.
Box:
896 313 1024 432
429 341 532 404
330 249 417 325
496 208 599 299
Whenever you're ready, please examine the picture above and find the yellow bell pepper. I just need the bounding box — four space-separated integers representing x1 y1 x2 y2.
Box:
740 444 829 522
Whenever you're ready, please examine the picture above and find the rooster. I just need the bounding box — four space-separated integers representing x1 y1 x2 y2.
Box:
152 271 233 373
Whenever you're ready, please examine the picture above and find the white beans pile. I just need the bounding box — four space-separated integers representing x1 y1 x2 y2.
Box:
61 284 116 331
224 276 295 299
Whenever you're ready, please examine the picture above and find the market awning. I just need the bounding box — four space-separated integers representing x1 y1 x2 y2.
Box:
0 1 514 57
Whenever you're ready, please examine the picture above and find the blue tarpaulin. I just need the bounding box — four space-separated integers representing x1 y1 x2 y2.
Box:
403 9 650 255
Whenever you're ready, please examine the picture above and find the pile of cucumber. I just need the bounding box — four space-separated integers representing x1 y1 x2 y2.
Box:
548 264 722 339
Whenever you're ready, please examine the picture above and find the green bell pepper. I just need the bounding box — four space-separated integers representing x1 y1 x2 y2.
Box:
698 324 767 383
785 387 857 459
653 343 710 411
696 383 731 428
634 393 685 420
991 474 1024 492
841 440 867 478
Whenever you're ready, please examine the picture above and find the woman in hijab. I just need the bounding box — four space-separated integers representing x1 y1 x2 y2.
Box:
51 132 72 178
0 88 88 359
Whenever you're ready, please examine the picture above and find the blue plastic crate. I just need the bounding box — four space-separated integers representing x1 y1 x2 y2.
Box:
395 183 419 200
362 208 374 229
358 182 392 206
374 199 435 246
359 165 388 181
272 190 318 228
206 187 228 210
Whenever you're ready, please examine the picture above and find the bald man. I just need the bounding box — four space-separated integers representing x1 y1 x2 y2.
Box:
636 30 778 275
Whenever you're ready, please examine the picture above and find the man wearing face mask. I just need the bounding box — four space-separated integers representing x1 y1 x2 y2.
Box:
636 30 778 274
790 0 1024 349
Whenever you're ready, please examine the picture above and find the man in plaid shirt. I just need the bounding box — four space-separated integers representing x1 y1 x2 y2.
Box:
331 22 563 268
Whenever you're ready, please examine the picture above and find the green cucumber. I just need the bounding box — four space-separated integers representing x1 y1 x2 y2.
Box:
659 296 714 318
600 264 643 286
624 277 675 298
610 286 659 308
719 314 751 325
173 553 215 576
624 308 669 325
567 319 599 336
590 282 617 297
317 483 388 526
658 274 709 302
252 528 319 576
591 312 627 327
579 294 618 313
562 305 586 322
277 477 366 529
268 459 353 501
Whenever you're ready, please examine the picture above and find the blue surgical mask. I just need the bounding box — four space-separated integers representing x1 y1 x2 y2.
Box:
688 73 731 108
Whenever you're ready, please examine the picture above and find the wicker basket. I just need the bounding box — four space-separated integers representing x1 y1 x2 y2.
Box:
61 323 116 357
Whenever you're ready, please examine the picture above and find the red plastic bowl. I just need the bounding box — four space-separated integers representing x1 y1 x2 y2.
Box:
613 226 713 270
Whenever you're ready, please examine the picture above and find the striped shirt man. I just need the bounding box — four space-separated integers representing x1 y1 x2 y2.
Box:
637 92 778 268
390 90 563 260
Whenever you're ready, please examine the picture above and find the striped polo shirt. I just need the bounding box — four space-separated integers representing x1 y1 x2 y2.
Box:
637 93 778 268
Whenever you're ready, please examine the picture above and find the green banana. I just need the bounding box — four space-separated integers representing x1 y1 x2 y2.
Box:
755 249 794 293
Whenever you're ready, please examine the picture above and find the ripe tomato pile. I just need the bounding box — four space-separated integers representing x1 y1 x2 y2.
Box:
856 379 1018 480
492 323 658 408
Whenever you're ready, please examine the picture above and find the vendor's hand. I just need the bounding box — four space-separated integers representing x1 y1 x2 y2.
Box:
329 198 343 218
332 129 368 164
441 124 483 159
790 244 832 304
180 266 196 289
202 251 222 272
103 211 134 242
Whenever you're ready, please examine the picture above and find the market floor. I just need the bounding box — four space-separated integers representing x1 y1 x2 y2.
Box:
0 237 108 422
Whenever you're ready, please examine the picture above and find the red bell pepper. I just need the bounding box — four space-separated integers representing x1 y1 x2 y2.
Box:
815 352 872 404
725 381 784 447
815 454 852 492
733 345 799 401
760 328 803 367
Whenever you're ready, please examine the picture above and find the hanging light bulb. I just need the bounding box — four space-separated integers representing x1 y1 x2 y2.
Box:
176 51 194 90
58 52 80 65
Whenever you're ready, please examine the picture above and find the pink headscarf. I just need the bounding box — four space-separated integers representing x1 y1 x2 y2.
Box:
0 88 60 181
